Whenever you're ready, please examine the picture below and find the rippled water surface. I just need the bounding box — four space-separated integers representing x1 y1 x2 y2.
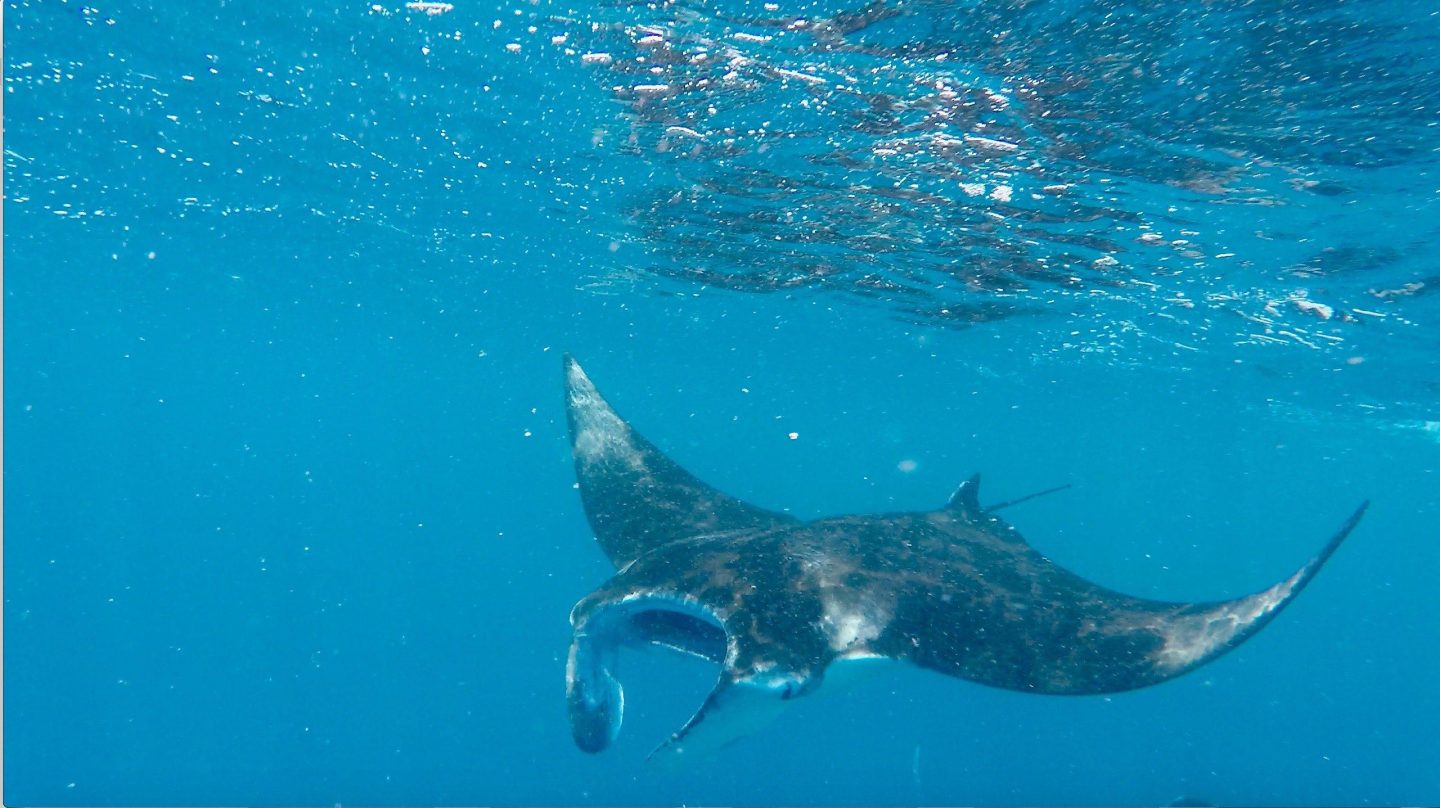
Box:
6 0 1440 805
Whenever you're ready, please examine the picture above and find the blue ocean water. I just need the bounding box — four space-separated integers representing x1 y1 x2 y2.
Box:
5 0 1440 804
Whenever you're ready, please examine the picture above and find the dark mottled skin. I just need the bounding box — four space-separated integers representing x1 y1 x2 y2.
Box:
571 507 1278 695
565 379 797 571
562 355 1367 753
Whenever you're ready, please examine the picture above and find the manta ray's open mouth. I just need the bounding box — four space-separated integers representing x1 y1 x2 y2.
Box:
566 594 728 754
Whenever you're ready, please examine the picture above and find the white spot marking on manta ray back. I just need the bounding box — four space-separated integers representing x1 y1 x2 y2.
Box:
804 554 893 653
823 597 887 653
1152 567 1304 671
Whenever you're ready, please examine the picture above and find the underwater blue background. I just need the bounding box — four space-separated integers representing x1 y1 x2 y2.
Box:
5 0 1440 804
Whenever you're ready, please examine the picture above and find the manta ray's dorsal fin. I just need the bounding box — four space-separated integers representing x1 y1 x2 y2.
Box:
947 474 1074 517
565 355 798 568
944 473 984 517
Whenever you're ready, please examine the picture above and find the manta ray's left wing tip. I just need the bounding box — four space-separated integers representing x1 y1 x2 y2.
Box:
562 352 589 388
561 354 799 570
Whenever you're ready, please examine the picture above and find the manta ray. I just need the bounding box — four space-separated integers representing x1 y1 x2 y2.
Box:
561 356 1367 761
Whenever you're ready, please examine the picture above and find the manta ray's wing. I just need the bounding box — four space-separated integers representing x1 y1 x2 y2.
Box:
564 355 798 568
871 485 1369 694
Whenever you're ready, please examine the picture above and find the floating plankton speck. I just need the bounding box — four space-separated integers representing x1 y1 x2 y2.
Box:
405 1 453 15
